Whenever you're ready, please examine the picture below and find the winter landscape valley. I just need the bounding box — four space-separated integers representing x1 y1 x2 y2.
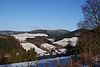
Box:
0 29 100 67
0 0 100 67
0 29 78 67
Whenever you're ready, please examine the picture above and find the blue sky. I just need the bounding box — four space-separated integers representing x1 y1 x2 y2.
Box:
0 0 85 31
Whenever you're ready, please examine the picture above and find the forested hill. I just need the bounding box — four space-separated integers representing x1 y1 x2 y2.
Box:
62 29 88 38
0 35 22 52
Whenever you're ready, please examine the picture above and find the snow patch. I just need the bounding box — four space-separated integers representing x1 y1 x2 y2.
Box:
59 49 66 53
47 39 55 42
41 43 55 49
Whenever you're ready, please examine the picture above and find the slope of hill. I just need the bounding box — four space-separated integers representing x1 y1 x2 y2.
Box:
62 29 88 38
54 37 78 47
0 35 22 52
0 35 38 64
20 43 46 56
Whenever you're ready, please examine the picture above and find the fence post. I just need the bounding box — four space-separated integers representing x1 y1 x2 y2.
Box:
56 57 62 67
35 60 38 67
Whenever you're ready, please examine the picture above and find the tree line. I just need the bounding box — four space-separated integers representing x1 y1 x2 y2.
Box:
0 35 37 64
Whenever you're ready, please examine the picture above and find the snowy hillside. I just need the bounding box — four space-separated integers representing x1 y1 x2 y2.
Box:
12 33 48 56
12 33 78 56
12 33 48 42
21 43 46 56
54 37 78 47
69 37 78 46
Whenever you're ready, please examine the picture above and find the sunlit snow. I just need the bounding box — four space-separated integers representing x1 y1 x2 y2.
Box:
54 37 78 47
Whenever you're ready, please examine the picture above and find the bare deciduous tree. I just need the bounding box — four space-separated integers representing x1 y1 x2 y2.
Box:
78 0 100 29
77 0 100 64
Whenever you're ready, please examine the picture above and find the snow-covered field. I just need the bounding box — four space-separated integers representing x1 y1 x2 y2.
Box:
12 33 48 42
0 56 96 67
54 37 78 47
0 56 71 67
20 43 46 56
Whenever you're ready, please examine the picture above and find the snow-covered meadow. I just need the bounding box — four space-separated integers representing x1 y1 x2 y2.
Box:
54 37 78 47
12 33 48 42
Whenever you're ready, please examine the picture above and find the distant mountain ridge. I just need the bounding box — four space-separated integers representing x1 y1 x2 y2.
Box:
29 29 70 39
0 29 69 34
0 29 88 41
0 30 24 35
0 29 70 40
